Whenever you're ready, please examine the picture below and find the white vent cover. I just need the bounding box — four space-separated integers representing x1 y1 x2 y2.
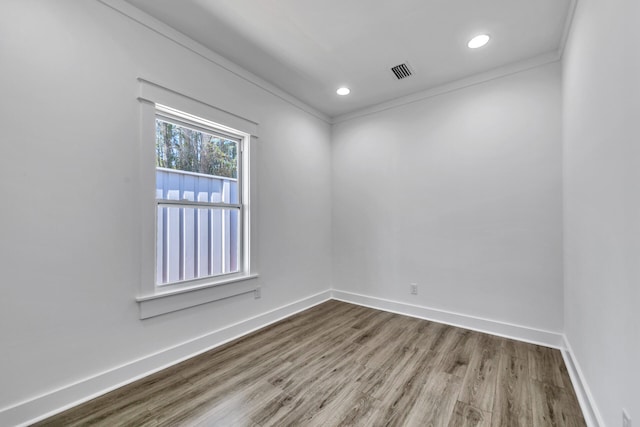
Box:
390 62 413 80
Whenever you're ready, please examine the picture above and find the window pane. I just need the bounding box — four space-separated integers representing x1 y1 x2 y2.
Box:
156 206 240 285
155 118 238 179
155 118 239 204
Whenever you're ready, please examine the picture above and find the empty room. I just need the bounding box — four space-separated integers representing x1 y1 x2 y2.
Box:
1 0 638 426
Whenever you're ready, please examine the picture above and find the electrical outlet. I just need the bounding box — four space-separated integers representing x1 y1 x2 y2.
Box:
254 286 261 299
623 409 631 427
410 283 418 295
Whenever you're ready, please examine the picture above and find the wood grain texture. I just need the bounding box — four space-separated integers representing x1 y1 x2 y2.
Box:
458 334 501 412
449 401 492 427
492 343 533 426
33 300 586 427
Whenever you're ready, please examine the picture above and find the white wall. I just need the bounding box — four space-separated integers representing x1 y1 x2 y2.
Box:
332 62 563 332
0 0 332 421
5 0 635 425
563 0 640 424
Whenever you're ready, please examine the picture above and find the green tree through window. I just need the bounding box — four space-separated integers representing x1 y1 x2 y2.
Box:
155 119 238 178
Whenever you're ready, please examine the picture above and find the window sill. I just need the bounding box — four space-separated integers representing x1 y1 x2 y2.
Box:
136 274 259 319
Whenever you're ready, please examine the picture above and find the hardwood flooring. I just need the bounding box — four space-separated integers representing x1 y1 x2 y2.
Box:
34 300 586 427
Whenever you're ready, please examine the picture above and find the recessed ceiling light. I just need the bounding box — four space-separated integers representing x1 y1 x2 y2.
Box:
336 87 351 96
468 34 490 49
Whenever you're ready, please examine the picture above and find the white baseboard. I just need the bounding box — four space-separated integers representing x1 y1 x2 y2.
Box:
332 290 602 425
561 336 605 427
1 290 332 427
4 290 598 427
331 289 565 349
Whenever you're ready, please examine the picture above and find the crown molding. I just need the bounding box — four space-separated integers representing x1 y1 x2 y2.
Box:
558 0 579 59
96 0 576 127
332 51 561 124
96 0 331 124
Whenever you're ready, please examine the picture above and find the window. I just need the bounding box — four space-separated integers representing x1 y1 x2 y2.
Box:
155 106 244 286
136 79 258 319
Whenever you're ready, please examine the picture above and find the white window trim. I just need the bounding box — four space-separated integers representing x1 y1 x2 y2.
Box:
136 79 259 319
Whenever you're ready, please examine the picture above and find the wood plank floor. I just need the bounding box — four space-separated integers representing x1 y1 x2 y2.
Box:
34 301 586 427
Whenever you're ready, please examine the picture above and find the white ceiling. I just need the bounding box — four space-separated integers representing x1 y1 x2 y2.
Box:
124 0 572 118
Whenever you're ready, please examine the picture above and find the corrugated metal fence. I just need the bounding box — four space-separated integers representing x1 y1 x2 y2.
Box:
156 168 239 285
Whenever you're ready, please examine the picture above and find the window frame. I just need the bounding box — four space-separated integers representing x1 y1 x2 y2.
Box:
136 79 259 319
154 106 245 286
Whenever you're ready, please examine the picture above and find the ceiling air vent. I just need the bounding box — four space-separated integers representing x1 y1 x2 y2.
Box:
390 62 413 80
